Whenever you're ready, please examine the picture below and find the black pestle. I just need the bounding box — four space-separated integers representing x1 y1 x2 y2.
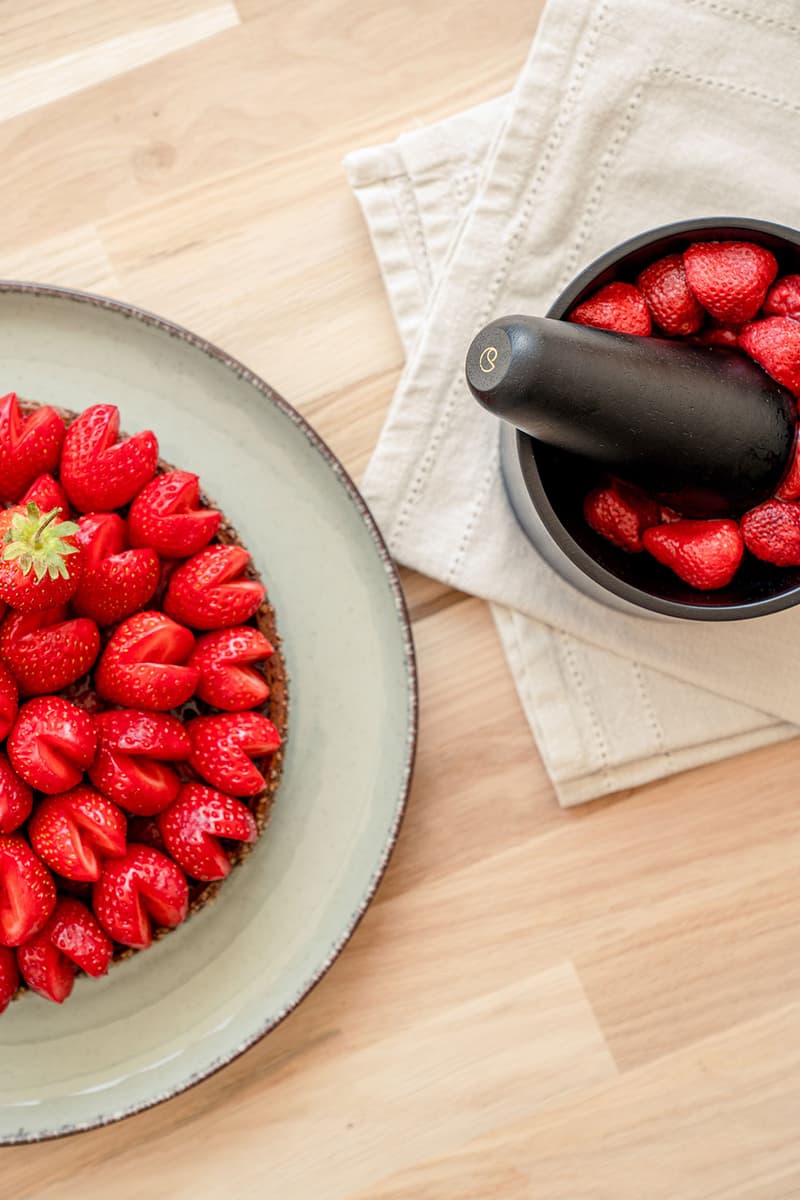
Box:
465 314 797 516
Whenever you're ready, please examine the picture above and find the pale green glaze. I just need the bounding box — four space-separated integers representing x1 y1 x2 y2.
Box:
0 286 416 1144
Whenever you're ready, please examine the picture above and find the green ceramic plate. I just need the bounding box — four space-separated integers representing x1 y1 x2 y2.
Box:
0 283 417 1144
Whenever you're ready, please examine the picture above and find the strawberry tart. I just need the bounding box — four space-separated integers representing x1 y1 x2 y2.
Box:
0 395 286 1011
570 241 800 590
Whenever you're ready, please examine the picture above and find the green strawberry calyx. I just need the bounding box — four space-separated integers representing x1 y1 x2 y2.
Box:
2 503 80 582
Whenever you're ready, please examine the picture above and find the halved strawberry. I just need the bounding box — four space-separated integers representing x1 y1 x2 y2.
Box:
164 546 265 630
7 696 97 794
89 709 191 815
0 752 33 835
0 393 66 503
20 474 69 520
17 898 113 1003
0 836 56 946
0 945 18 1013
188 626 273 711
94 611 198 711
128 471 221 559
93 844 188 949
0 502 82 614
0 606 100 695
72 512 159 626
158 783 257 880
59 404 158 513
0 660 18 740
29 787 127 881
186 711 281 796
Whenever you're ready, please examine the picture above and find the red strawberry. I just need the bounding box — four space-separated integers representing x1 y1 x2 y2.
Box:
0 606 100 695
583 479 661 553
7 697 97 794
188 626 273 711
59 404 158 513
0 393 66 503
691 325 740 349
683 241 777 324
568 282 651 336
636 254 703 336
17 898 113 1003
0 753 32 835
187 711 281 796
29 787 127 881
93 844 188 949
71 512 159 626
128 471 221 559
642 519 744 589
0 945 18 1013
776 429 800 501
95 611 198 711
740 499 800 566
158 783 257 880
738 316 800 394
764 274 800 319
90 709 190 815
0 502 82 613
20 473 69 519
0 660 18 740
164 546 266 630
0 836 56 946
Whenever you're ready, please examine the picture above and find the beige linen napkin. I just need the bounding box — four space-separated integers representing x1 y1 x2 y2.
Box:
345 0 800 804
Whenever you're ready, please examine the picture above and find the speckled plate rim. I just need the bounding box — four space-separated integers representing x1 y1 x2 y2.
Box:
0 279 418 1144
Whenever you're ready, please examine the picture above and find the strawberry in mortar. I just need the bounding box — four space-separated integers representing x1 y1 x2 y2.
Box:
570 240 800 591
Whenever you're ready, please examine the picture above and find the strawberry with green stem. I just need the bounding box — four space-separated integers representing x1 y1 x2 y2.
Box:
0 502 82 613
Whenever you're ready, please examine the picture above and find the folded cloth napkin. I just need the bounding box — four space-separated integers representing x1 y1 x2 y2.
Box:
344 0 800 805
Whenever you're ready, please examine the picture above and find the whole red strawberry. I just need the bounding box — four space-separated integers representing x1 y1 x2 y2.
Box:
29 786 127 881
59 404 158 513
583 479 661 553
642 519 744 589
128 471 221 559
0 836 56 946
20 473 69 519
188 626 274 711
95 611 198 710
0 660 18 740
0 502 82 613
738 316 800 394
71 512 159 626
93 844 189 949
568 282 651 337
17 898 113 1004
90 709 191 815
0 393 66 503
164 545 266 630
636 254 703 336
8 696 97 794
0 752 33 835
740 499 800 566
0 945 18 1013
683 240 777 324
764 274 800 319
776 429 800 501
158 783 257 880
0 606 100 695
187 711 282 796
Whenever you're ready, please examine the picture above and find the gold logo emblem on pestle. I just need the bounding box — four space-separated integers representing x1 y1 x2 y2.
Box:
479 345 498 373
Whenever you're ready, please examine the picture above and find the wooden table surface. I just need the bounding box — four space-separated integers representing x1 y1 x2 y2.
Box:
4 2 800 1196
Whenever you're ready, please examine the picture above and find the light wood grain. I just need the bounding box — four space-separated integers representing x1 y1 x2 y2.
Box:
2 2 799 1197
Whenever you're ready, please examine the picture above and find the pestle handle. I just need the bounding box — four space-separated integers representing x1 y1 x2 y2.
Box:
465 315 797 516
